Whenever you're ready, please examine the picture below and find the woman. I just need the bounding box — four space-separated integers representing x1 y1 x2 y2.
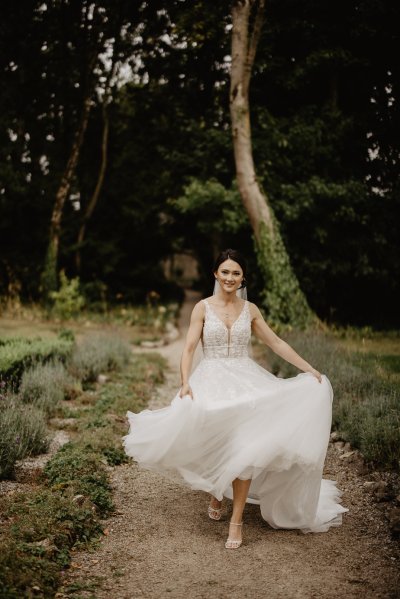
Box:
123 249 348 549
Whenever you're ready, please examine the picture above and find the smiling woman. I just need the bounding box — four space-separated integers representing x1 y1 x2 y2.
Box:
123 248 348 550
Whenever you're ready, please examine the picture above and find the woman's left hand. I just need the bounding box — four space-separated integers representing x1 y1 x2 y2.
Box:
308 368 322 383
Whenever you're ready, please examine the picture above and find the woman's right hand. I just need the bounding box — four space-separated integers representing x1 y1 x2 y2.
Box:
179 383 193 399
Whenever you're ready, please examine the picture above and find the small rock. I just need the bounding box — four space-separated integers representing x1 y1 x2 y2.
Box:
334 441 345 450
97 374 108 384
72 494 86 506
388 508 400 534
140 340 165 348
34 538 51 548
343 442 352 452
339 451 355 460
375 481 393 502
330 431 339 442
165 323 180 342
31 538 59 557
363 481 377 490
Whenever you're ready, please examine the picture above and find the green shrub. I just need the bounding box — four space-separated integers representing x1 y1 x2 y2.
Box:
267 329 400 470
49 270 85 320
0 489 103 598
0 334 74 387
69 333 131 383
57 327 76 342
44 443 113 515
335 390 400 469
19 360 79 414
0 538 60 598
0 397 49 479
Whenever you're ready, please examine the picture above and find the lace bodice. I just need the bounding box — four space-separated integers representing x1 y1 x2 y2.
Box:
201 299 251 359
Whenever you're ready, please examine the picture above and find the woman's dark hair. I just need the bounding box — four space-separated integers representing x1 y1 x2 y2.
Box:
213 249 247 288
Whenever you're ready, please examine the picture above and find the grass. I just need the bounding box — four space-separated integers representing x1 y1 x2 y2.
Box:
0 301 180 347
0 350 166 598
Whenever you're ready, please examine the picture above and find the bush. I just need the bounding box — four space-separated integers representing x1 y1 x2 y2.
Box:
0 396 49 479
19 360 79 414
44 443 113 514
0 334 74 387
0 489 103 598
49 270 85 320
334 390 400 469
0 538 60 598
267 329 400 470
70 333 131 383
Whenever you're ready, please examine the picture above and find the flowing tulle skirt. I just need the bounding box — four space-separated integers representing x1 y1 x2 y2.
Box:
123 357 348 533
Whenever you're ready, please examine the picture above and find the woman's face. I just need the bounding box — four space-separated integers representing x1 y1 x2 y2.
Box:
214 259 244 294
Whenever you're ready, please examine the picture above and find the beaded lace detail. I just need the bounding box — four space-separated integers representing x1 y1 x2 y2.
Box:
202 299 251 359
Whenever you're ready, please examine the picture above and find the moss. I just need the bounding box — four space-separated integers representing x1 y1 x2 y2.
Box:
255 220 316 328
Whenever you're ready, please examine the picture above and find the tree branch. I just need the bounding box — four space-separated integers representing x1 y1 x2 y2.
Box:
244 0 265 92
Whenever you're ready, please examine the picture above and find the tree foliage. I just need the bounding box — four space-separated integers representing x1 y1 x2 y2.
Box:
0 0 399 326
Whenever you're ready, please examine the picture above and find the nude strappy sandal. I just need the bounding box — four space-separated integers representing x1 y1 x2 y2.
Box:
225 521 243 549
208 503 223 521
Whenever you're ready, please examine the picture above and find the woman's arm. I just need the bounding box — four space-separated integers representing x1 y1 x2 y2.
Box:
249 303 322 382
179 301 205 398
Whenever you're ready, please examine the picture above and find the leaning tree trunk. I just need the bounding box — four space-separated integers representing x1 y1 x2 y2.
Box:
230 0 315 327
75 101 109 273
41 95 92 300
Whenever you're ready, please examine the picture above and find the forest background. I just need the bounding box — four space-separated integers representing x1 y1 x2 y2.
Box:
1 0 399 329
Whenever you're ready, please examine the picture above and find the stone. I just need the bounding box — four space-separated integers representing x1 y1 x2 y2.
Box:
330 431 340 442
140 339 165 348
72 494 86 506
339 451 355 460
165 324 180 343
97 374 108 384
31 538 59 557
388 508 400 534
374 481 393 502
363 481 377 490
343 442 352 452
334 441 345 450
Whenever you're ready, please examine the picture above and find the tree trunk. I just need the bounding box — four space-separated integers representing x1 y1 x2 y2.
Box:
75 102 109 273
230 0 315 327
41 95 92 300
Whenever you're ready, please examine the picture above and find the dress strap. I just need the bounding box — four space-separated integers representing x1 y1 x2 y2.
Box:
202 299 210 319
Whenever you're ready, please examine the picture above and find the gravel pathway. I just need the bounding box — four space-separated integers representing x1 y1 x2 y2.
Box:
61 292 400 599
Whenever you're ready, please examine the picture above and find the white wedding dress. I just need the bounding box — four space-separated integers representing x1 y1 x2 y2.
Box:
123 299 348 533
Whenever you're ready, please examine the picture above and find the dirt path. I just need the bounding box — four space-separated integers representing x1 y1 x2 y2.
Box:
62 291 400 599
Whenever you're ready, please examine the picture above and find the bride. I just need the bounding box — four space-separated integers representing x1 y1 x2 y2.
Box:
123 249 348 549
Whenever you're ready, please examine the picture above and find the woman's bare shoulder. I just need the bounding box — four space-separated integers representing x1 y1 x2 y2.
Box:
191 300 206 317
247 301 262 318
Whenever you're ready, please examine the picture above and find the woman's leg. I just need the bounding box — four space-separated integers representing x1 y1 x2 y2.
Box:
209 494 222 509
228 478 251 543
208 494 222 519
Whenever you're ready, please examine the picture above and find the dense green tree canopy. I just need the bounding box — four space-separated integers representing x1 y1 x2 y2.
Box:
1 0 399 326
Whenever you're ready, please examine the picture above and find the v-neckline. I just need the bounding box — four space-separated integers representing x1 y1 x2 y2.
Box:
205 299 246 332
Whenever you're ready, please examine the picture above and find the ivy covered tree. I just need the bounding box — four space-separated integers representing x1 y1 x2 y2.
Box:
1 0 399 326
